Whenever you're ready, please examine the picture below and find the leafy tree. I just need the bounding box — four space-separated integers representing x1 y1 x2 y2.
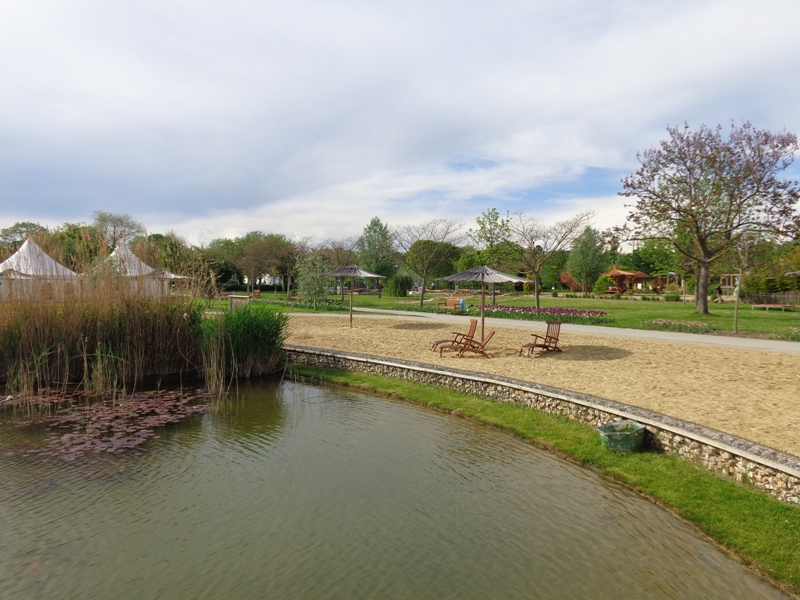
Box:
467 208 517 304
467 208 512 267
384 272 415 297
506 211 593 308
236 234 274 294
131 232 198 277
298 251 330 309
270 235 310 299
0 222 41 248
356 217 396 276
44 222 104 272
356 217 397 298
454 247 480 272
203 237 244 290
621 122 800 314
92 211 146 248
592 275 614 295
566 226 606 293
395 219 462 307
626 239 677 276
539 249 569 290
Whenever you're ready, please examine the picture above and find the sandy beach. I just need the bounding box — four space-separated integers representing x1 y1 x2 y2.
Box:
287 313 800 457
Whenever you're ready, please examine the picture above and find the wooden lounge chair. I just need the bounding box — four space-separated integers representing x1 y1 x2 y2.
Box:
431 318 478 351
519 321 562 357
440 329 496 358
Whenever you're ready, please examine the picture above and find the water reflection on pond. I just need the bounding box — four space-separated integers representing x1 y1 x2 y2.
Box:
0 380 787 599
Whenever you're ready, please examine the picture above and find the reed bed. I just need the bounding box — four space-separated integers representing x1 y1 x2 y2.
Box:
202 305 288 396
0 275 288 403
0 295 205 399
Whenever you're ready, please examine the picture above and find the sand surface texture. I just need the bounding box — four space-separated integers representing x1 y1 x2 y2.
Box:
287 314 800 457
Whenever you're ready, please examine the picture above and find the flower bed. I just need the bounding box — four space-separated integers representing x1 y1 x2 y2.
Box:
475 305 609 324
642 319 715 334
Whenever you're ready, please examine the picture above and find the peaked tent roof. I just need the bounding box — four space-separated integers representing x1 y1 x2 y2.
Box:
107 240 156 277
0 238 77 277
106 240 189 279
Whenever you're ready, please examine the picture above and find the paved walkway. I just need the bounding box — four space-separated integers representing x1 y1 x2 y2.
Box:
349 307 800 354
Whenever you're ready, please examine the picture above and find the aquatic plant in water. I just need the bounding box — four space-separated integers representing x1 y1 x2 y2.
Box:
15 389 210 460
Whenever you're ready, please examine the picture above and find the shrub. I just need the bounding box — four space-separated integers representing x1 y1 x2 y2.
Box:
664 294 681 302
384 273 415 297
201 305 288 395
593 275 613 295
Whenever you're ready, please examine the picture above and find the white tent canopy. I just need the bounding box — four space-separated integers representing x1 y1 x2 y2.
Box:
107 239 156 277
106 240 189 279
0 238 76 277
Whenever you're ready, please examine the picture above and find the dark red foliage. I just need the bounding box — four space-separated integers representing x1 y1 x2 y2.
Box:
17 390 210 460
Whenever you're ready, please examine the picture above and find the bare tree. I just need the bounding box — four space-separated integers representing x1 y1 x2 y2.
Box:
507 211 593 309
92 211 146 248
394 219 463 307
320 236 359 300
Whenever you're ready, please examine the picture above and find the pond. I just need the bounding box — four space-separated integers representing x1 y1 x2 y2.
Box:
0 380 787 599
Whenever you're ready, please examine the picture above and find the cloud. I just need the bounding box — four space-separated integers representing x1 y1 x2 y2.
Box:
1 0 799 244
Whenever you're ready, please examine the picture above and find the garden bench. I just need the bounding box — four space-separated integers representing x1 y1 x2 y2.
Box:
751 304 792 311
437 297 463 314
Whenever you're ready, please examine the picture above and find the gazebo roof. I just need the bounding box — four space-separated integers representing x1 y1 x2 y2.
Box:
603 267 639 278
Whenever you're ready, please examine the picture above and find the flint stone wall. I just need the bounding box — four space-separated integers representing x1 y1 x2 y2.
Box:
287 345 800 504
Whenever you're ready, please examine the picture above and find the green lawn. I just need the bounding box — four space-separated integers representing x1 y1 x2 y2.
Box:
214 290 799 339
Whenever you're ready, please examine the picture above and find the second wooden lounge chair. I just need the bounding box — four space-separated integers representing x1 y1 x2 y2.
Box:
431 318 478 351
440 329 496 358
519 321 562 357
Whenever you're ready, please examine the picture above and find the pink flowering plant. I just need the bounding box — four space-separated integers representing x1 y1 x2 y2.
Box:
643 319 715 334
475 305 609 325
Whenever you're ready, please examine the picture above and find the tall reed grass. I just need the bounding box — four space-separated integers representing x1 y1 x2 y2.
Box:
201 305 288 396
0 294 205 397
0 272 288 401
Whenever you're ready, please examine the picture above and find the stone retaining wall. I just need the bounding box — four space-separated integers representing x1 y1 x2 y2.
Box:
287 345 800 504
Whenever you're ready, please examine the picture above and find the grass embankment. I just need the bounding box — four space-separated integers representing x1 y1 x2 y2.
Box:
289 365 800 597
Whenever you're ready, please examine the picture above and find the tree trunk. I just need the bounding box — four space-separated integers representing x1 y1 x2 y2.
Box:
733 266 743 333
491 283 496 306
533 272 541 310
418 277 426 308
696 262 710 314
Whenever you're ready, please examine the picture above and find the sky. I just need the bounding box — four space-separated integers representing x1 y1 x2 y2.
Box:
2 0 800 247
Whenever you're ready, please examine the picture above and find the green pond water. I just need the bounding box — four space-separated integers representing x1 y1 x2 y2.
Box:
0 380 788 599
